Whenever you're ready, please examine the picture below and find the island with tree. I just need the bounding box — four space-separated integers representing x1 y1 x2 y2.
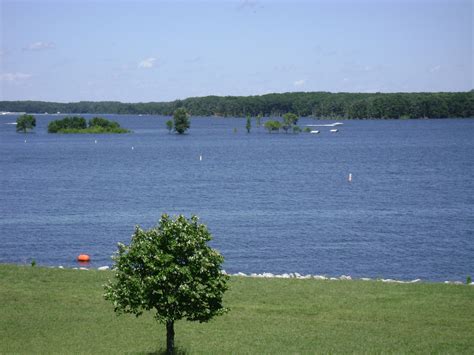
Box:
47 116 130 134
16 114 36 133
165 108 190 134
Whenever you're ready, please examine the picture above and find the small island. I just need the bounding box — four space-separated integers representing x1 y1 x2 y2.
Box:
48 116 130 134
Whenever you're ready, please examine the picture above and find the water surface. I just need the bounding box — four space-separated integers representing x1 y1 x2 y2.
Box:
0 115 473 281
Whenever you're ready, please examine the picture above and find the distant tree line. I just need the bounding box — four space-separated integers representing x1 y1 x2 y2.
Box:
1 91 472 119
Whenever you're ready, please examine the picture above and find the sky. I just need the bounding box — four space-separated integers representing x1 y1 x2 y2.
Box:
0 0 472 102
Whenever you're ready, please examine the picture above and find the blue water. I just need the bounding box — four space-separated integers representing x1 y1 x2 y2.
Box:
0 114 473 281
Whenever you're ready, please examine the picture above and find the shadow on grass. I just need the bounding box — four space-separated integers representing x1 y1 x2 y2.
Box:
141 346 188 355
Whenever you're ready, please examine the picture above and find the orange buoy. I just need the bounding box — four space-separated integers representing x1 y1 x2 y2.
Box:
77 254 90 262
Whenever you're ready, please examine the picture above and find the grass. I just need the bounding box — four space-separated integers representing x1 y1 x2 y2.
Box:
1 264 473 354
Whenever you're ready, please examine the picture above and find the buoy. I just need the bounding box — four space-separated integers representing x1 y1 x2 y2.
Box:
131 146 134 150
199 154 202 161
348 173 352 182
94 139 97 144
77 254 90 262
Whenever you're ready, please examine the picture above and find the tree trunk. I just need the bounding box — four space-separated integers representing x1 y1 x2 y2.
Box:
166 320 175 354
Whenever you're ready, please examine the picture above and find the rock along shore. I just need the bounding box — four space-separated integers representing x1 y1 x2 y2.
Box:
56 265 473 285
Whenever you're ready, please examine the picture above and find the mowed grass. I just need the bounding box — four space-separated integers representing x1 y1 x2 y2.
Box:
1 265 473 354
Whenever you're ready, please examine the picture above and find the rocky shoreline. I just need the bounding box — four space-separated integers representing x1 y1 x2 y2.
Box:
58 266 473 285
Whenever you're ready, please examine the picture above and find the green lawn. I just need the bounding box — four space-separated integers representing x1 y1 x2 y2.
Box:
0 264 473 354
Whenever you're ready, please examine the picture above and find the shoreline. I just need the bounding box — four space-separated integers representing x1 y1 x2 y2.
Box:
34 264 473 286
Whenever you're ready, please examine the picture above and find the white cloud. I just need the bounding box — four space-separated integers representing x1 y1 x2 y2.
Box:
293 79 306 87
430 65 441 73
0 72 32 82
138 57 157 69
24 41 55 51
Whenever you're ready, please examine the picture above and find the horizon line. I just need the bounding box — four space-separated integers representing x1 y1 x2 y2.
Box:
1 89 472 104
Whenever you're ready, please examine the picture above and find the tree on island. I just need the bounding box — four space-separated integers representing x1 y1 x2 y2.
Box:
282 113 299 133
104 214 229 354
16 114 36 133
48 116 129 133
165 119 173 133
246 115 251 133
264 120 281 133
173 108 190 134
48 116 87 133
89 117 121 130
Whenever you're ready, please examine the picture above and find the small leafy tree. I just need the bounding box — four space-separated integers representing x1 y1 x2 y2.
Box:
173 108 190 134
264 120 281 133
104 214 229 354
282 113 299 133
246 115 251 133
16 114 36 133
283 112 299 126
165 119 173 133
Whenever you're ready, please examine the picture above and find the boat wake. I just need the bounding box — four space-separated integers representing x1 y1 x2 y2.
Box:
306 122 343 127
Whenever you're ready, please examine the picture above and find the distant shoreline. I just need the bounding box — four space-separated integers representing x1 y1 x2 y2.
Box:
1 91 472 119
2 263 472 285
2 113 473 120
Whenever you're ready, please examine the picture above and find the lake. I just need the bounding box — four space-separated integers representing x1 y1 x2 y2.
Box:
0 114 473 282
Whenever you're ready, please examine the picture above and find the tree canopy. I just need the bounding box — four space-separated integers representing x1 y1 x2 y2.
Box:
104 214 229 354
16 114 36 133
264 120 281 133
48 116 129 133
173 108 190 134
282 112 299 133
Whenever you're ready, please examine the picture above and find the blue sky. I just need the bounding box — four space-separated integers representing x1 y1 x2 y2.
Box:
0 0 472 102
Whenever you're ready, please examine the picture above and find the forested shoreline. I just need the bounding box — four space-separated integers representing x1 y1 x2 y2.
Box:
1 91 472 119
